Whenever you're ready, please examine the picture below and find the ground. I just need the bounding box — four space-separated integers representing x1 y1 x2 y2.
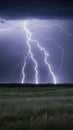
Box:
0 86 73 130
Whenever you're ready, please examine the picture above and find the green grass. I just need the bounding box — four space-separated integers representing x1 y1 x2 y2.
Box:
0 86 73 130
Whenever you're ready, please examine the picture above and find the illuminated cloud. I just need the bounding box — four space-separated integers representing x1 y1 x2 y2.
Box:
0 19 73 83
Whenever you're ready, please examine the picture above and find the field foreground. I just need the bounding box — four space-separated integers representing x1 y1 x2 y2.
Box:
0 86 73 130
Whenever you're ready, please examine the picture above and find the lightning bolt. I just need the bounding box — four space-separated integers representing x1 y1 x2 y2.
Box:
0 28 14 32
36 23 73 74
23 21 39 84
21 52 29 84
0 19 73 84
23 21 57 84
35 23 73 36
37 34 64 74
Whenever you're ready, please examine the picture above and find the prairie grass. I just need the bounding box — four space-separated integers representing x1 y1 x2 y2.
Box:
0 87 73 130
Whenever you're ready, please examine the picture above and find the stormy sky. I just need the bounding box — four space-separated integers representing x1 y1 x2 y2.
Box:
0 0 73 19
0 0 73 84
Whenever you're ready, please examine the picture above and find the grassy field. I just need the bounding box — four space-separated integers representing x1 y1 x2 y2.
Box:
0 86 73 130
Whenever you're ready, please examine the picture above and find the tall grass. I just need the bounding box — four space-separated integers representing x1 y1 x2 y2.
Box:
0 87 73 130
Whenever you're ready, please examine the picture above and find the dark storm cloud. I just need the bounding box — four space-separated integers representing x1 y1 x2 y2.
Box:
0 0 73 19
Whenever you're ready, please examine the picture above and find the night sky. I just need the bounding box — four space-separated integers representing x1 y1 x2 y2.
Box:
0 0 73 19
0 0 73 84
